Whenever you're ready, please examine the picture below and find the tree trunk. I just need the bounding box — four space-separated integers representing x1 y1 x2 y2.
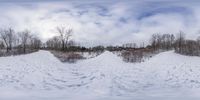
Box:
62 40 65 51
6 47 9 53
23 44 26 53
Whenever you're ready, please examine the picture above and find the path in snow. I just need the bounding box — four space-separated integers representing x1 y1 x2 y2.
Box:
0 50 200 100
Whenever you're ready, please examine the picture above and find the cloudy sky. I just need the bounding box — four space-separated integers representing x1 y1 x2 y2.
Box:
0 0 200 46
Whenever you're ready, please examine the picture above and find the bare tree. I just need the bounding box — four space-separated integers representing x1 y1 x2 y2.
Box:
150 33 175 51
18 30 32 53
56 26 73 51
184 40 199 56
161 34 172 50
150 34 157 50
175 31 185 53
0 29 8 51
170 34 175 48
197 36 200 54
30 36 41 49
0 28 16 52
150 33 162 51
46 36 62 50
7 28 16 50
0 40 4 49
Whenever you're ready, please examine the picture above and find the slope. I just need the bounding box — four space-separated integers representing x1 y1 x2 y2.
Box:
0 50 200 100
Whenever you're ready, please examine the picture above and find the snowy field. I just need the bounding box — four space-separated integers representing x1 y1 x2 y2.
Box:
0 50 200 100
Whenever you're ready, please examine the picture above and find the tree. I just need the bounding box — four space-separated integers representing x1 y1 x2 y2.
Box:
46 36 61 50
150 34 157 50
30 36 41 49
175 31 185 53
197 36 200 55
0 40 4 49
18 30 32 53
56 26 73 51
184 40 198 56
150 33 162 51
161 34 172 50
0 28 16 52
170 34 175 48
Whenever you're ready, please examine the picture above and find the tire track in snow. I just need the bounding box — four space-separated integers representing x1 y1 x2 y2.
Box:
1 50 200 98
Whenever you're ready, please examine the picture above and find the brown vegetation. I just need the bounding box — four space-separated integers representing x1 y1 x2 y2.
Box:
51 51 84 63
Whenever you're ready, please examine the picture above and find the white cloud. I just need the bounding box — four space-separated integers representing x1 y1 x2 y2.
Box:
0 0 199 46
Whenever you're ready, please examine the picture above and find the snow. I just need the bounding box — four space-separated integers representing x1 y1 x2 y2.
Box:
0 50 200 100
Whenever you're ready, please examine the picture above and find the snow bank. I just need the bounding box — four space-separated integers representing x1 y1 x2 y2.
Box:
0 50 200 100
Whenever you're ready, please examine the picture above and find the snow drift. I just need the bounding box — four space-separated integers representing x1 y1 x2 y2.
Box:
0 50 200 100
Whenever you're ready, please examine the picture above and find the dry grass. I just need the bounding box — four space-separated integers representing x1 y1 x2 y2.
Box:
51 51 85 63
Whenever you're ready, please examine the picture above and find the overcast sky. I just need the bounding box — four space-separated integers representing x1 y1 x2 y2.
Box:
0 0 200 46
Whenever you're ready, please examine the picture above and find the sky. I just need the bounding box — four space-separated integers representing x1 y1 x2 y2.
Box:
0 0 200 46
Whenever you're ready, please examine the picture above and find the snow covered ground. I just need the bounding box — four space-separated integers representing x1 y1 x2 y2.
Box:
0 50 200 100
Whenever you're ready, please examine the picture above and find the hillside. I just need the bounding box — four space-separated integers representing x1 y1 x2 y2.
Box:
0 50 200 100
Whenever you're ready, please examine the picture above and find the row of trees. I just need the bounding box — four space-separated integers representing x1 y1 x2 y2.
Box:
0 26 105 55
45 26 105 53
119 32 200 63
0 27 41 54
1 26 199 57
150 31 200 56
174 32 200 56
0 26 75 55
46 27 73 51
150 33 175 51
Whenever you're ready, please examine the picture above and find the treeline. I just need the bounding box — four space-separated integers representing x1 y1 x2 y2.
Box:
1 26 199 58
45 26 104 52
0 27 41 56
117 32 200 63
46 26 73 51
174 32 200 56
0 26 106 57
150 31 200 56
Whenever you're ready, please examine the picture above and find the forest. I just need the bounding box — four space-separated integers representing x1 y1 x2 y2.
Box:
0 26 200 63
